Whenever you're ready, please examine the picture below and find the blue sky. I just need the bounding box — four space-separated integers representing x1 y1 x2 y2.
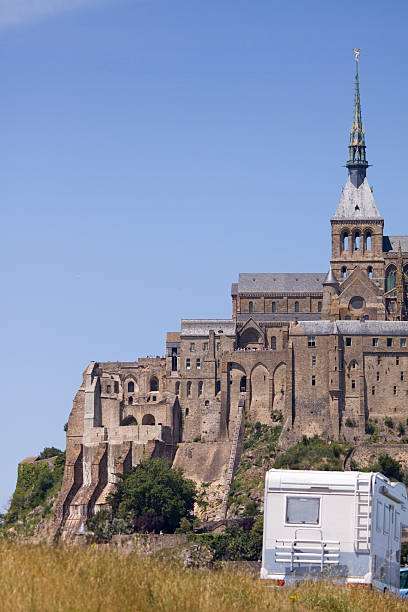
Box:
1 0 408 509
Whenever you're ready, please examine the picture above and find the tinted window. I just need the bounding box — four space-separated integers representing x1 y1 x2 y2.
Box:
286 496 320 525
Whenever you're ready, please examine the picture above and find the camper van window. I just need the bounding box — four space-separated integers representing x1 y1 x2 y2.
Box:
376 501 383 531
285 496 320 525
395 511 400 540
384 505 390 535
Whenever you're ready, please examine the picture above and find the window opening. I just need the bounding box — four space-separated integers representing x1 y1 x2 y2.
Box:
294 301 299 313
107 385 111 393
249 301 253 313
240 376 247 392
312 356 316 366
372 386 375 395
198 381 203 397
377 372 380 382
190 342 195 352
354 231 360 250
351 379 356 389
394 386 397 396
346 337 352 346
341 266 347 279
114 381 119 393
342 232 349 252
311 375 316 386
271 336 276 350
386 267 396 292
175 382 180 395
401 338 407 348
366 232 372 251
401 372 404 381
396 355 400 365
286 496 320 525
127 381 135 393
272 301 276 313
196 358 201 369
308 336 316 347
187 381 191 397
150 377 159 391
128 397 133 405
186 358 191 370
317 301 322 313
367 266 373 279
387 338 393 347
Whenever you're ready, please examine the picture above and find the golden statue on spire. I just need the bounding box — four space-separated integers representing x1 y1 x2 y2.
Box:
353 48 360 62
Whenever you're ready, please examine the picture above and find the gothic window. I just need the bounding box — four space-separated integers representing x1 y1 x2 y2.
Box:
198 381 203 397
150 377 159 391
341 267 347 279
271 336 276 350
175 381 180 395
294 301 299 313
367 266 373 279
317 301 322 313
107 384 111 393
354 231 360 250
249 301 253 313
342 232 349 252
187 381 191 397
386 266 397 292
128 397 133 405
365 231 372 251
114 381 119 393
127 381 134 393
272 302 276 313
240 376 247 392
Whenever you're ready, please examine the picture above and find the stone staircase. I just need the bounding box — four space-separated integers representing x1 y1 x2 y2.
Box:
219 398 245 519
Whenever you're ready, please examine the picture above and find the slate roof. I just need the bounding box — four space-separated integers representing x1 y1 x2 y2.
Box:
180 319 235 337
332 177 382 220
383 236 408 253
292 320 408 336
238 273 326 293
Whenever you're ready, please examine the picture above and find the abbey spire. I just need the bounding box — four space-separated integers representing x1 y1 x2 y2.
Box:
346 49 368 188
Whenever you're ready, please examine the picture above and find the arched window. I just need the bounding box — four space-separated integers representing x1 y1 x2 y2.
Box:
248 301 253 313
367 266 373 279
365 231 372 251
341 266 347 279
175 381 180 395
317 301 322 313
128 397 133 405
240 376 247 392
294 301 299 313
350 360 358 369
150 377 159 391
342 232 349 252
142 414 155 425
271 302 276 313
122 416 137 426
127 381 134 393
354 231 360 251
187 381 191 397
271 336 277 349
198 381 203 397
386 266 397 292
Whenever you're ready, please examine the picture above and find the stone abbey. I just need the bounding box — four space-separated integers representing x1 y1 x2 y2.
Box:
56 58 408 537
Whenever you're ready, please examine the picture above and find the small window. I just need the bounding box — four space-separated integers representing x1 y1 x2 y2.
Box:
272 301 276 313
128 397 133 405
190 342 195 352
396 356 400 365
354 231 360 251
387 338 393 347
114 381 119 393
203 342 208 351
400 338 407 348
312 356 316 366
401 372 404 382
341 266 347 279
150 377 159 391
127 381 135 393
152 395 156 402
294 301 299 313
384 505 390 534
107 384 111 393
372 385 375 395
271 336 276 350
376 372 380 382
311 375 316 386
342 233 349 252
351 360 357 369
187 381 191 397
308 336 316 348
346 337 352 347
186 359 191 370
376 501 383 531
317 301 322 313
377 355 381 365
215 380 221 394
351 379 356 389
366 232 372 251
196 358 201 369
240 376 247 392
286 496 320 525
367 266 373 278
394 386 397 396
198 381 203 397
372 338 378 347
249 301 253 313
216 342 221 351
175 382 180 395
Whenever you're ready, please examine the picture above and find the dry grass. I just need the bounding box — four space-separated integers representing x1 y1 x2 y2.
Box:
0 542 407 611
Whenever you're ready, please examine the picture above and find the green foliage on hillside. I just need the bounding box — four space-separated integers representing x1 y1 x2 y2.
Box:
354 452 408 484
192 516 263 561
3 450 66 535
274 436 350 471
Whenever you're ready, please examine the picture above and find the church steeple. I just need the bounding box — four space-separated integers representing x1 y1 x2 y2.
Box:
346 49 368 188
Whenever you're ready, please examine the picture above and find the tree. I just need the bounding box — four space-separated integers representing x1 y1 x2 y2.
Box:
375 453 404 482
38 447 63 460
108 459 196 533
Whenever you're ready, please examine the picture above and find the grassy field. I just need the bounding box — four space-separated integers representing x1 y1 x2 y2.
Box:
0 543 407 612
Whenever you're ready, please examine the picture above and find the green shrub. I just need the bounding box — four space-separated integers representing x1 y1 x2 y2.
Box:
345 418 357 428
398 422 405 436
384 416 394 429
273 436 349 471
365 419 378 436
193 516 263 561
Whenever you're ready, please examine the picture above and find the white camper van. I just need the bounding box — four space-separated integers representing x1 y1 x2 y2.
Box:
261 469 408 593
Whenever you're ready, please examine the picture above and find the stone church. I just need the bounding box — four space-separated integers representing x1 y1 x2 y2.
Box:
55 58 408 537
